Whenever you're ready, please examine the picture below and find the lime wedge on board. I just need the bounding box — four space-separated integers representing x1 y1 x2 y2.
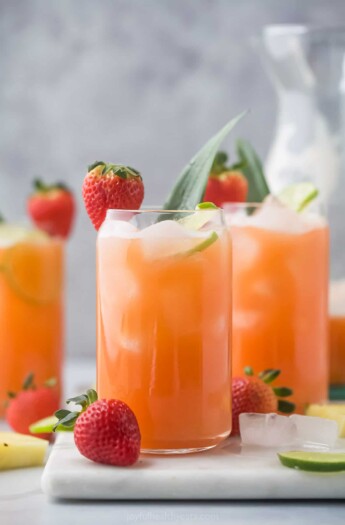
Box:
277 183 318 212
29 416 73 434
278 451 345 472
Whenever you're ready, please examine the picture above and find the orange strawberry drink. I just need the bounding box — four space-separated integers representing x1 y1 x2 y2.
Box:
97 209 232 453
225 201 329 413
0 225 64 416
329 281 345 385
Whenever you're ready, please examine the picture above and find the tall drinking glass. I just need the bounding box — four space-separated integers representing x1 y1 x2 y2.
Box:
225 201 329 412
97 208 232 453
0 224 64 416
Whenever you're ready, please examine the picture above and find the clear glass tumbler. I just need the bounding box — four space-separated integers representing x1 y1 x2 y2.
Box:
96 208 232 453
225 201 329 413
0 224 64 416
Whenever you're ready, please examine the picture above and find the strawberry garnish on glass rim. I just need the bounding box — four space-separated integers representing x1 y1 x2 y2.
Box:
82 161 144 230
53 389 141 467
27 178 75 239
232 367 295 436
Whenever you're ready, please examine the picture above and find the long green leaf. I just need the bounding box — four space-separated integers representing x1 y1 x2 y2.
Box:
236 139 270 203
163 111 247 212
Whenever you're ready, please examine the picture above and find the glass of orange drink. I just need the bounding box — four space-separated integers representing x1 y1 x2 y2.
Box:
97 208 232 453
225 200 329 413
0 224 64 416
329 282 345 388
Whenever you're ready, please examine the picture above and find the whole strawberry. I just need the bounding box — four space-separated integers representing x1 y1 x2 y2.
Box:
55 390 141 467
203 151 248 206
232 367 295 435
27 179 75 239
82 162 144 230
6 374 60 440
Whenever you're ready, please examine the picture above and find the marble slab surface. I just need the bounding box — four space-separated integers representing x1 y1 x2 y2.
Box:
42 433 345 500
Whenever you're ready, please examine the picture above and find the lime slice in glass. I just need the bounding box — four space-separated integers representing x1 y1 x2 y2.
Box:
277 182 319 212
0 224 49 247
29 416 73 434
178 202 218 231
278 451 345 472
183 231 218 256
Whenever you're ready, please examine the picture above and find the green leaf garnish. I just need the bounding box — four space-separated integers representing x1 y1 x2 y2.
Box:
87 389 98 404
273 387 293 398
66 394 90 409
23 372 35 390
236 139 270 203
278 399 296 414
163 112 247 213
53 389 99 432
244 366 254 376
259 368 281 384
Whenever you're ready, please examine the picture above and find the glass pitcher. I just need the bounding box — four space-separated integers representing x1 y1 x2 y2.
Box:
257 25 345 392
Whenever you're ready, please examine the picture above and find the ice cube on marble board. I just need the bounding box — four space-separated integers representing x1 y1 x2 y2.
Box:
239 413 339 449
290 414 338 448
239 413 296 447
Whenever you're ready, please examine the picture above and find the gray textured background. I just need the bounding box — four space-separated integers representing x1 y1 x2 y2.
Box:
1 0 344 357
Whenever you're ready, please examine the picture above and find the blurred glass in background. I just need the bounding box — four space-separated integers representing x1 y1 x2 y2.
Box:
258 25 345 389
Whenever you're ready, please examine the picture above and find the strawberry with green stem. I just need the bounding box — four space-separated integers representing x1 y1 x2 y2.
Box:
54 389 141 467
232 367 295 436
6 373 60 440
82 162 144 230
203 151 248 206
27 179 75 239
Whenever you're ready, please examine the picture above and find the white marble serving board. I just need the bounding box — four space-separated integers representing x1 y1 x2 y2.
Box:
42 433 345 500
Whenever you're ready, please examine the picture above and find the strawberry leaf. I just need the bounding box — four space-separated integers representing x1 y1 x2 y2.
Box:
53 411 79 430
87 389 98 404
7 391 16 399
163 111 247 213
55 409 71 419
278 400 296 414
22 372 35 390
66 394 89 409
88 161 106 172
273 387 293 398
259 369 281 384
244 366 254 376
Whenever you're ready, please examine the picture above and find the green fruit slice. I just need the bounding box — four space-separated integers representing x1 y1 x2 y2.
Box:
183 231 219 256
29 416 73 434
178 202 219 231
278 451 345 472
277 183 319 212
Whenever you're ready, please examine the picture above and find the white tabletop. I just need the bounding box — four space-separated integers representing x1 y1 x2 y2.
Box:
1 359 345 525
